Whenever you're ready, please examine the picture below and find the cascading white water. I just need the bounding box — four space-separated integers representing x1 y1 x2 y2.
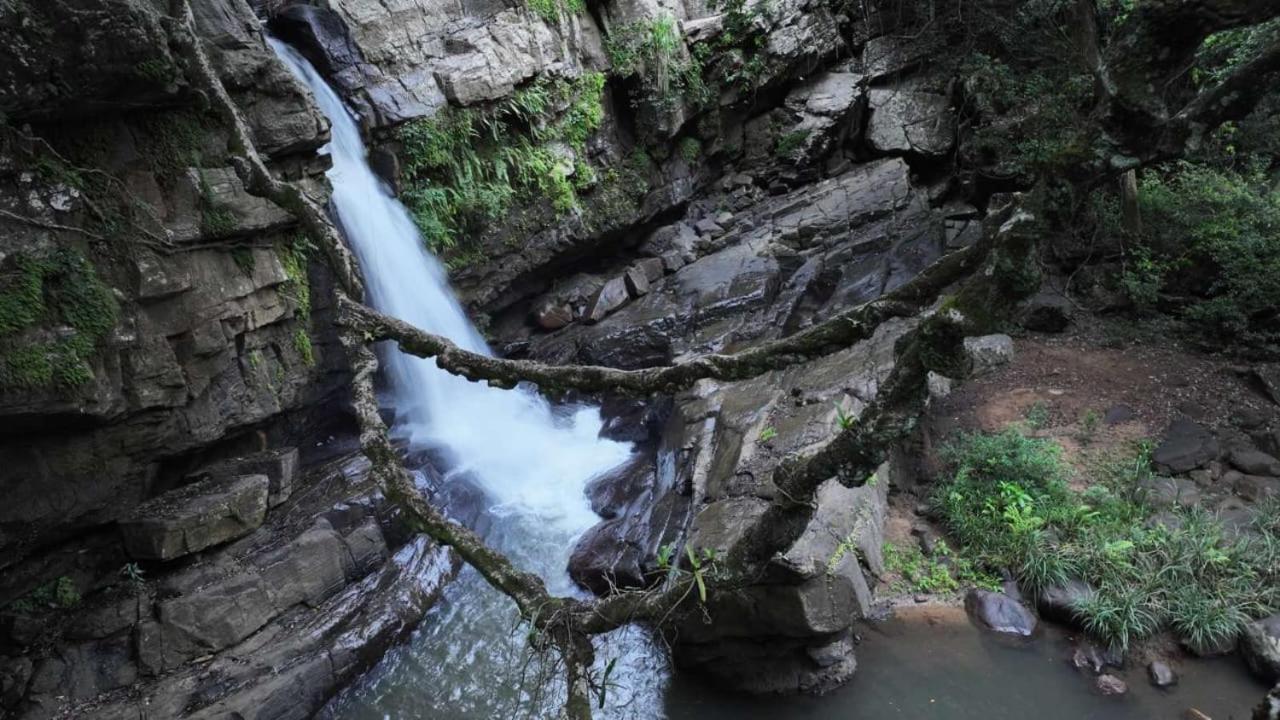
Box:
268 39 629 543
268 39 671 719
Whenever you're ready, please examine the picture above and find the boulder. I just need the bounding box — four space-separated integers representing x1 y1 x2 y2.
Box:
1019 291 1073 333
1229 447 1280 476
1096 674 1128 696
624 266 651 298
1148 659 1178 687
1234 474 1280 502
583 277 630 324
534 303 574 331
636 257 665 283
867 88 955 156
196 447 299 508
965 589 1037 636
1242 615 1280 683
1139 476 1202 508
963 334 1015 376
1072 643 1109 674
1152 419 1220 474
120 475 270 561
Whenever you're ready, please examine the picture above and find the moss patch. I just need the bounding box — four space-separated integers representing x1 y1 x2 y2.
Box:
0 248 118 392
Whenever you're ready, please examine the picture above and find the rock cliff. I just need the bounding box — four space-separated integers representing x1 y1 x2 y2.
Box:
0 0 979 713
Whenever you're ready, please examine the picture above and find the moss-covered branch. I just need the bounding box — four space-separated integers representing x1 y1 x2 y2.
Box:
338 236 989 396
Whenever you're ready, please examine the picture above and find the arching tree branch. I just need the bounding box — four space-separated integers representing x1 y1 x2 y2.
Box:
337 235 990 396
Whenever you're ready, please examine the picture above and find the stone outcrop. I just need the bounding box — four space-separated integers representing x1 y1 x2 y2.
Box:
119 474 270 561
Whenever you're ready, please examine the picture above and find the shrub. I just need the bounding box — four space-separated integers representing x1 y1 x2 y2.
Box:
1121 162 1280 346
934 429 1277 652
397 72 606 254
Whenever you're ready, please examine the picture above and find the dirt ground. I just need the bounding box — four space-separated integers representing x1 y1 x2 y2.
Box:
877 314 1279 602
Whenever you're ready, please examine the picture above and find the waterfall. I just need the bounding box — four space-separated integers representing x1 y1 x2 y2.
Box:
267 39 630 545
268 38 668 720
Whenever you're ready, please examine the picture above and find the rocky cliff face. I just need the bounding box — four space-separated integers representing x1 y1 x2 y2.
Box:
1 0 978 713
0 2 460 718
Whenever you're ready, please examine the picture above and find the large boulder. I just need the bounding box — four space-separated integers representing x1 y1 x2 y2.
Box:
867 88 955 156
963 334 1015 376
119 475 270 561
1152 419 1220 474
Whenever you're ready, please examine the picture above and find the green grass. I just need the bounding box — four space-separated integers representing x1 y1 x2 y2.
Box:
933 429 1280 653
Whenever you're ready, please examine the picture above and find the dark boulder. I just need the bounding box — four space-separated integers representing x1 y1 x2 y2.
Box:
1019 291 1073 333
583 277 630 324
1242 615 1280 683
965 589 1037 636
1152 419 1220 474
1148 659 1178 687
1036 579 1093 626
1229 447 1280 476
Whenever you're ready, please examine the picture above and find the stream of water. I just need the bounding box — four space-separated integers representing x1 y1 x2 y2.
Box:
268 39 670 719
269 39 1265 720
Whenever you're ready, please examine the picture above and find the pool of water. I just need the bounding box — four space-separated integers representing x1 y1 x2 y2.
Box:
666 605 1267 720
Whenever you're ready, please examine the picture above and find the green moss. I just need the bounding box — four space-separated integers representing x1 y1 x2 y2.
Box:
139 109 212 178
231 247 256 275
678 136 702 163
0 248 118 393
134 58 176 85
280 235 315 367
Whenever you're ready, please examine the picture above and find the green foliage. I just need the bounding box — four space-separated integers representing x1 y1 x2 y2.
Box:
606 15 709 116
398 72 606 255
883 540 1000 595
1024 400 1050 429
1119 162 1280 346
774 129 809 159
934 429 1279 652
7 576 81 614
0 248 118 392
678 137 702 163
1079 409 1101 443
833 402 856 431
526 0 583 24
758 426 777 442
959 52 1094 177
278 235 315 366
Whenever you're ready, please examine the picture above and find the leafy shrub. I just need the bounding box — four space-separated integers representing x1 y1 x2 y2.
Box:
933 430 1278 652
397 72 606 254
1121 162 1280 345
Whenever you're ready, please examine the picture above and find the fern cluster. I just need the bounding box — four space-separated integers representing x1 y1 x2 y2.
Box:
397 72 607 254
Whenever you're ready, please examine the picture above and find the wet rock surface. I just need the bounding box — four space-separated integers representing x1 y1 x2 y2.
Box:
964 589 1038 637
1243 615 1280 683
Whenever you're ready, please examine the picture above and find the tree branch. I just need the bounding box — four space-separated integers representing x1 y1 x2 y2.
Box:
338 236 989 397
